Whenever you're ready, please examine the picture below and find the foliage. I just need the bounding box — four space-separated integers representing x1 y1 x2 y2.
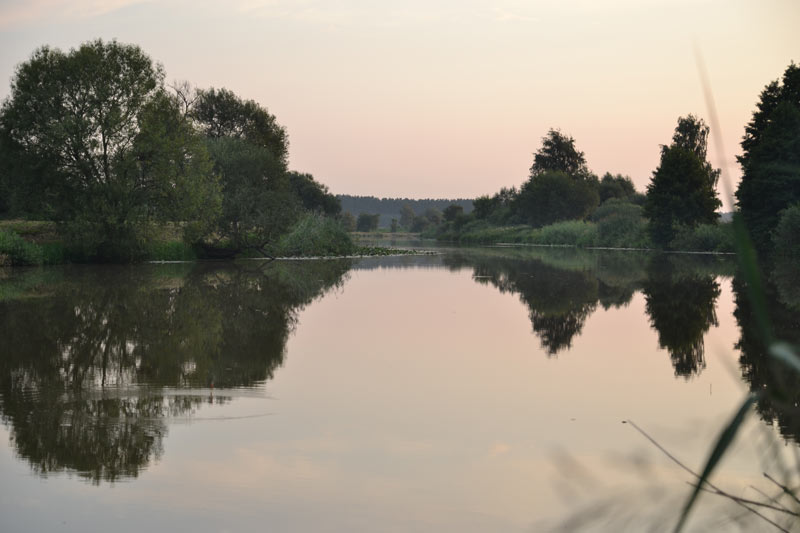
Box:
275 214 355 257
339 211 356 232
0 40 220 261
644 116 721 248
515 171 600 227
193 87 288 165
736 63 800 250
772 204 800 258
669 222 735 253
533 220 597 246
356 213 380 232
0 230 43 265
443 204 464 221
530 128 592 180
399 203 416 228
591 199 650 248
287 171 341 216
737 63 800 252
598 173 641 203
338 195 473 229
207 137 298 253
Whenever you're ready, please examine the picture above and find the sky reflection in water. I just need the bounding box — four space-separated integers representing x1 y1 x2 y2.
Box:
0 248 798 532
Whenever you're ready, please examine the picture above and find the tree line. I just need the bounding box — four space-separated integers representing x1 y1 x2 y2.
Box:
427 62 799 256
337 195 473 231
0 39 343 261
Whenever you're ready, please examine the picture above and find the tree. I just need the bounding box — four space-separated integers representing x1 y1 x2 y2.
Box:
598 173 638 203
0 40 220 260
339 211 356 232
644 116 721 247
356 213 379 232
399 203 416 229
530 129 592 180
736 63 800 250
207 137 298 254
515 171 599 227
443 204 464 222
287 171 341 216
193 87 288 165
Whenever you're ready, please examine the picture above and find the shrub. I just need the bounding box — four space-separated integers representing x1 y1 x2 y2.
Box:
0 230 43 265
531 220 597 246
669 222 735 253
276 214 355 257
592 199 650 248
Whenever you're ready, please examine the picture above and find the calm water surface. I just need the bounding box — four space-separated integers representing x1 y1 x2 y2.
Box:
1 246 798 532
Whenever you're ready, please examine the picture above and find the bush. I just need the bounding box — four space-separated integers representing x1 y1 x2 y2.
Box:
531 220 597 246
669 222 735 253
772 204 800 258
276 214 355 257
592 199 650 248
0 230 43 265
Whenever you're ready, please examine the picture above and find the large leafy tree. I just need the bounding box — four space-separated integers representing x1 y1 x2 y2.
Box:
516 129 599 226
287 171 341 216
736 63 800 250
207 137 298 254
644 115 721 247
0 40 220 259
515 171 599 227
529 128 593 180
193 87 288 165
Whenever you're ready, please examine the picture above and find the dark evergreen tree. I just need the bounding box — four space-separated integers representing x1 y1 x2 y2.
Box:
736 63 800 250
644 116 721 247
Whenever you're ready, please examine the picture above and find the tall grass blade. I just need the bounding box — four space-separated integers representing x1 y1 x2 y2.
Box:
673 394 758 532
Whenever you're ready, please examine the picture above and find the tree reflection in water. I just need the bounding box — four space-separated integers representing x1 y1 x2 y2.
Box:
642 255 721 378
736 257 800 444
0 260 350 483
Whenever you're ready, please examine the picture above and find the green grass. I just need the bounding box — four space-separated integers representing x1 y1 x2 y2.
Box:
275 214 356 257
0 230 44 265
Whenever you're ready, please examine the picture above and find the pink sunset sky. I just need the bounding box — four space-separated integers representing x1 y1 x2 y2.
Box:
1 0 797 207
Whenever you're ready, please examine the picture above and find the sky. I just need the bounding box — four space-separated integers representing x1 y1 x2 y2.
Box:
0 0 797 206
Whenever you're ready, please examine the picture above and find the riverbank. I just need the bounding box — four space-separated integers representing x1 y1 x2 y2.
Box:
0 219 427 266
422 218 736 254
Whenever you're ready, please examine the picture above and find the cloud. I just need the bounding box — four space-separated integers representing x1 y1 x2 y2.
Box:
0 0 151 29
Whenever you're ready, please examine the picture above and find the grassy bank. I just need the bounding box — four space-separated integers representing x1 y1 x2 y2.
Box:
0 216 423 266
431 218 735 253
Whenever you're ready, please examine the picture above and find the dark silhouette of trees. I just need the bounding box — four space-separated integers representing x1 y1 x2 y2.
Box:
515 130 599 226
642 256 720 378
736 63 800 251
515 171 599 227
735 264 800 443
598 173 642 204
644 115 721 247
529 129 593 180
356 213 379 231
287 171 341 216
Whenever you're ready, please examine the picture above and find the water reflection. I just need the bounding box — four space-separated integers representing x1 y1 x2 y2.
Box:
0 260 350 483
642 255 721 378
737 258 800 443
439 248 730 372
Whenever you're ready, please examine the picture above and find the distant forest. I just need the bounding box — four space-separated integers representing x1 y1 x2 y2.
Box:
337 195 474 228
